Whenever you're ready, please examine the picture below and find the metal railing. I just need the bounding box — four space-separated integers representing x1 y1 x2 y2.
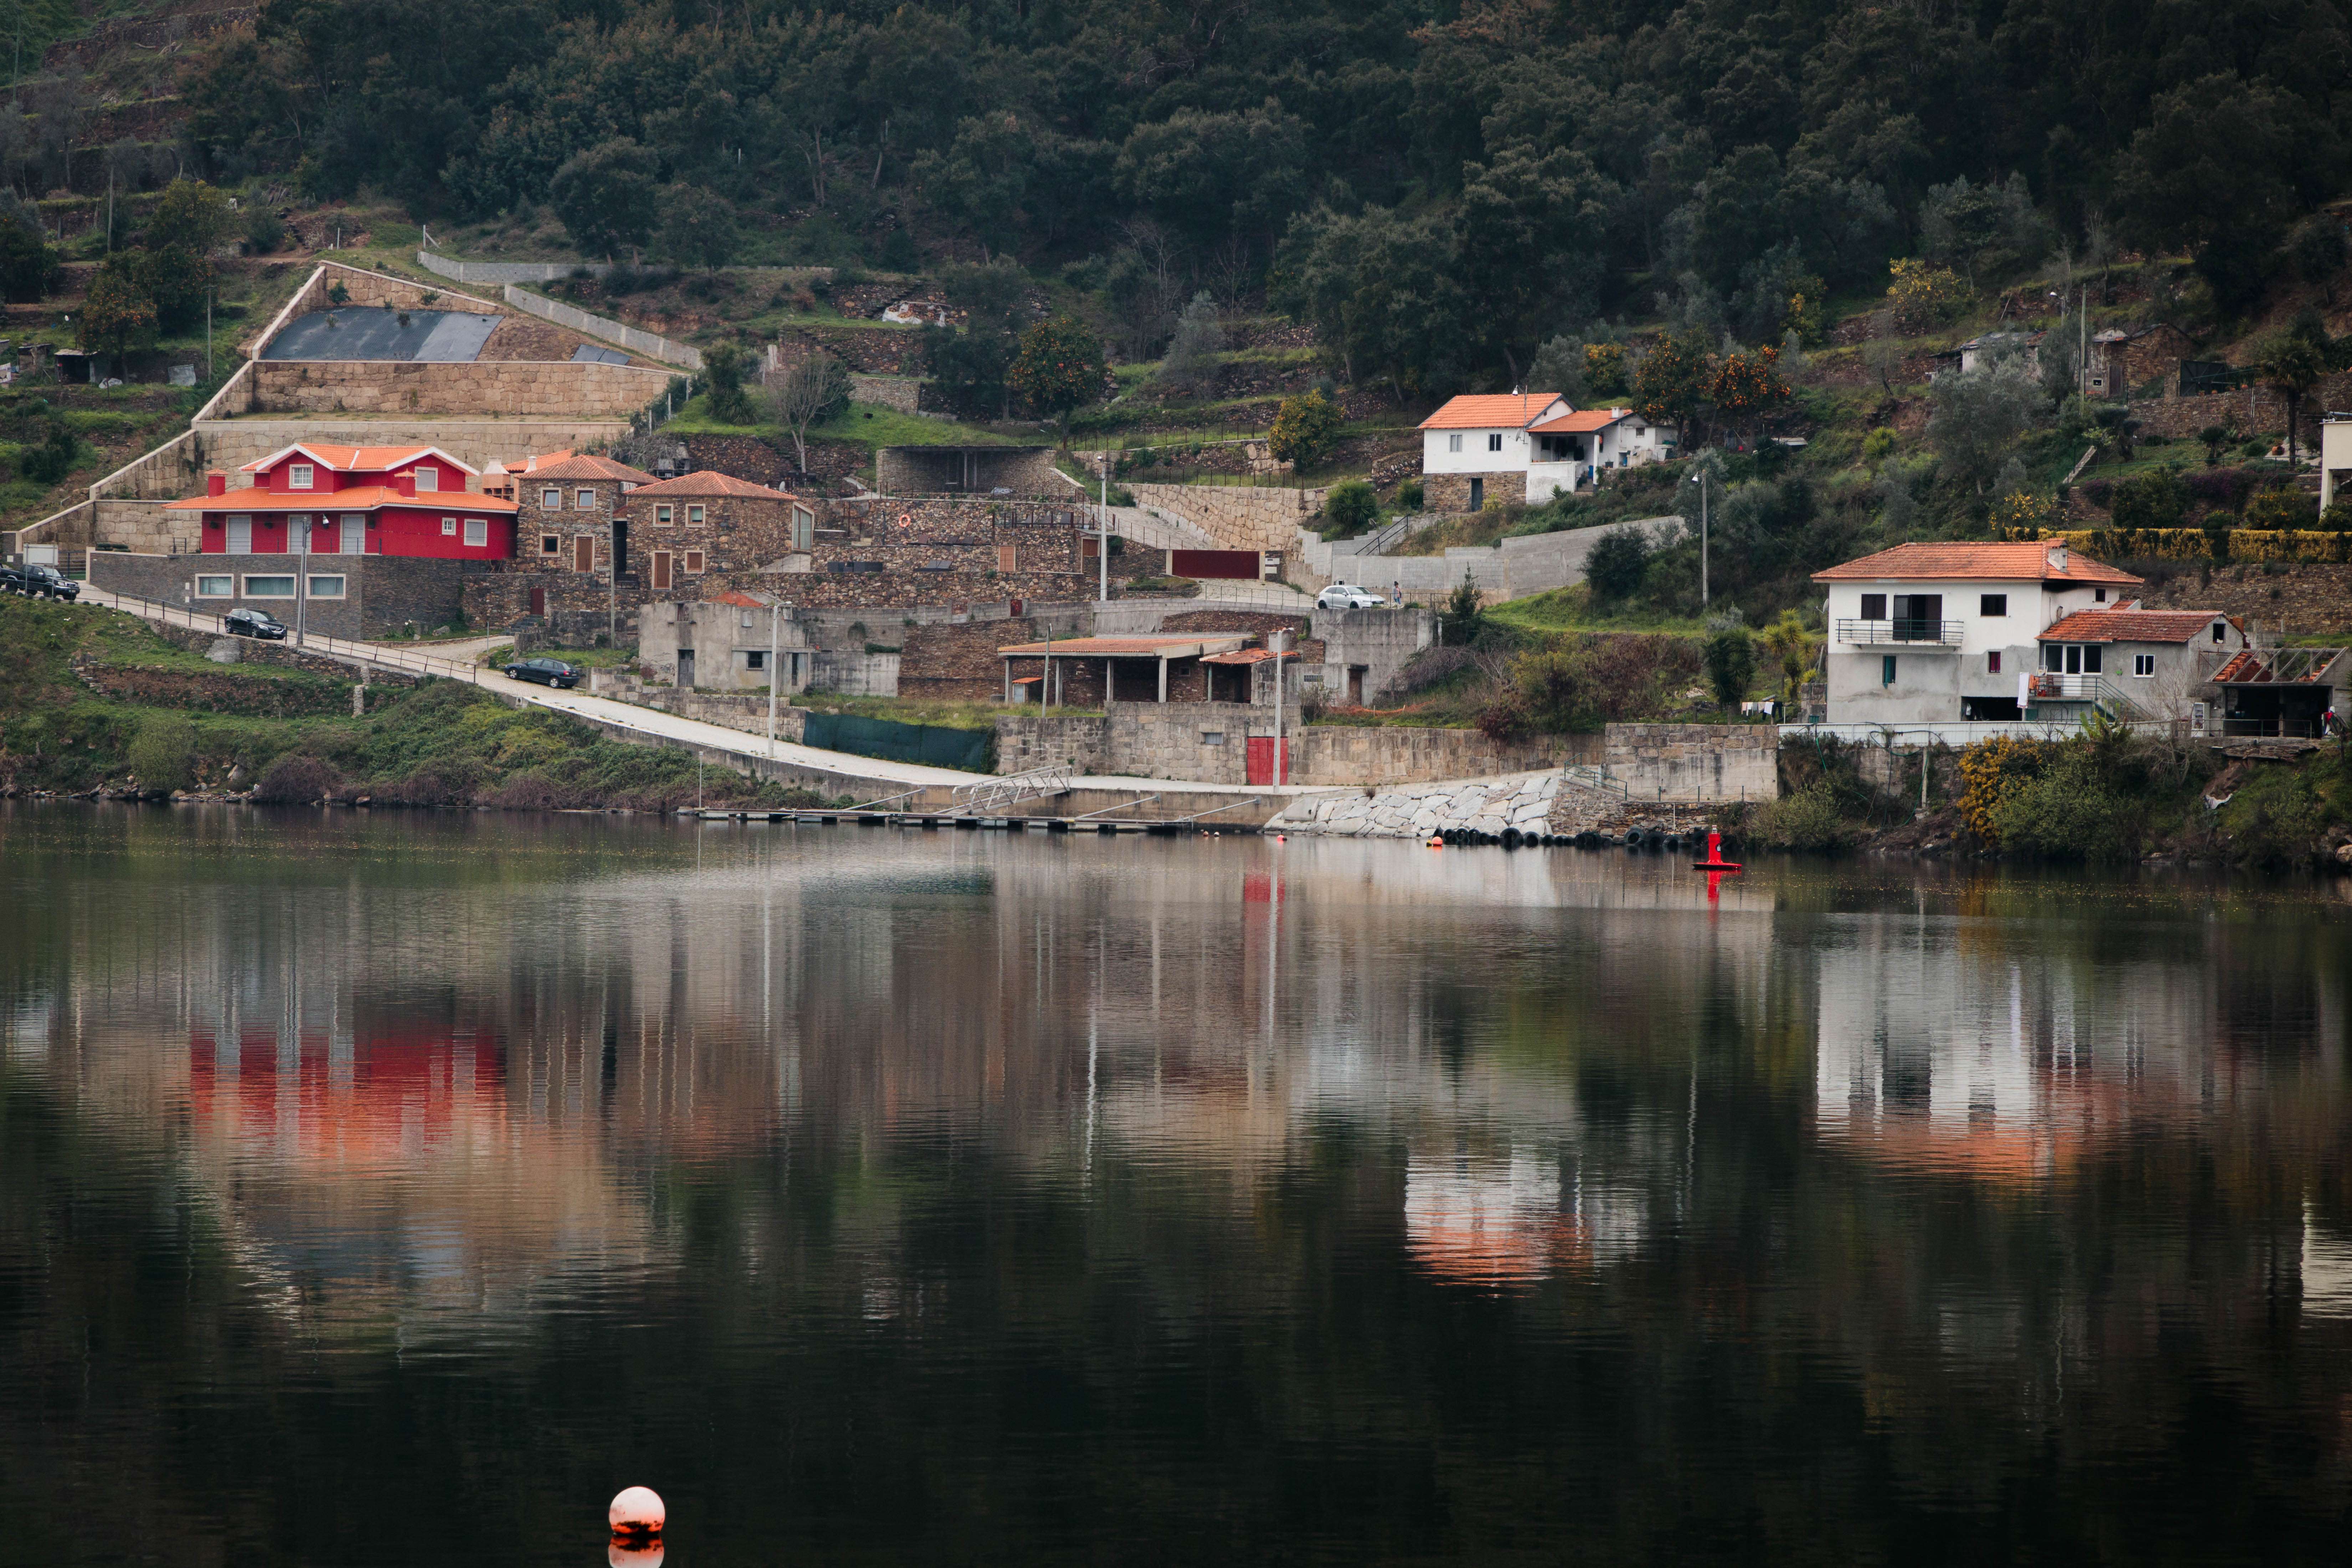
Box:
1560 764 1630 798
79 585 490 685
1834 618 1964 647
950 763 1074 815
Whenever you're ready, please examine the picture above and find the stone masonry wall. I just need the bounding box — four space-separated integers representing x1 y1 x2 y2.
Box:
1272 773 1562 838
1125 481 1329 554
88 551 470 638
1421 472 1519 515
1601 723 1780 802
849 376 923 413
901 616 1043 700
875 447 1062 496
995 704 1566 785
245 359 672 418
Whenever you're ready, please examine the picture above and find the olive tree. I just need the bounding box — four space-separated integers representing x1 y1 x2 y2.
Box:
1926 358 2047 494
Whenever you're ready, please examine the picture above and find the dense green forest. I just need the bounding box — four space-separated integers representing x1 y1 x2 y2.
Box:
179 0 2352 389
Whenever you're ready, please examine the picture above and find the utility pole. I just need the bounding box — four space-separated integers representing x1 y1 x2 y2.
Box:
1271 628 1287 785
766 596 779 760
294 515 309 647
205 289 213 382
607 525 618 651
1689 467 1711 606
1098 453 1109 603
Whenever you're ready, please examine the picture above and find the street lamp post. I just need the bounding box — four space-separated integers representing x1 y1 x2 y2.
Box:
1688 468 1710 606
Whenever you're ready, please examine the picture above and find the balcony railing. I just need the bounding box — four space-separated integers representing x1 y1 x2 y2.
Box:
2029 673 2103 702
1835 618 1964 647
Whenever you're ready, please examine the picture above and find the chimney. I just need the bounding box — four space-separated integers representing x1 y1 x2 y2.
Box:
2046 540 2068 572
206 470 227 497
393 469 416 499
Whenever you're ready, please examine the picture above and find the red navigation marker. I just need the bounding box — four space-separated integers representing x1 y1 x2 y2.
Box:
1691 831 1742 873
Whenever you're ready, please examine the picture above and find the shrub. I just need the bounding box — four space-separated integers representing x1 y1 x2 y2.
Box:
242 207 285 255
1269 389 1343 468
2320 500 2352 532
2226 768 2326 868
2182 466 2260 510
2107 466 2188 530
1440 573 1485 644
486 770 593 810
126 714 195 795
1394 476 1424 510
1475 694 1532 742
1760 782 1855 851
1956 733 2049 843
1988 747 2146 861
252 754 342 803
2244 485 2317 530
1584 525 1652 602
1320 479 1378 539
1702 627 1754 709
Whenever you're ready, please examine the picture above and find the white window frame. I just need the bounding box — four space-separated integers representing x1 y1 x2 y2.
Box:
340 512 366 555
195 574 233 597
541 533 562 555
542 487 563 508
2133 653 2156 677
577 488 597 510
1446 433 1462 453
464 517 488 547
654 504 675 525
226 515 252 554
288 463 315 489
1487 432 1503 452
414 465 439 491
792 505 814 550
307 574 347 599
687 504 706 525
441 516 458 536
242 574 297 598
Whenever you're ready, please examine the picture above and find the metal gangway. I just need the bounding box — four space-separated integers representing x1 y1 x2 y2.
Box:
948 762 1074 817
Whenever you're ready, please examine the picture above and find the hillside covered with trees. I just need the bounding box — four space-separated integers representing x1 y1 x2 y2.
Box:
172 0 2352 391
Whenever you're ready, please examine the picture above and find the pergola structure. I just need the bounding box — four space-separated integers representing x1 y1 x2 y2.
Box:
997 633 1290 705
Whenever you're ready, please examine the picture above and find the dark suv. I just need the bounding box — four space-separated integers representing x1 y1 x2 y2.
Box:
1 563 76 600
224 607 288 640
502 657 580 689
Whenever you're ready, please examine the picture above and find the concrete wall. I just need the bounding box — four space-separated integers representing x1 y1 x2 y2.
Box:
242 358 672 418
810 649 900 696
87 551 470 638
419 252 610 285
1314 604 1433 700
1307 516 1685 604
501 285 701 368
1602 723 1779 802
995 702 1566 785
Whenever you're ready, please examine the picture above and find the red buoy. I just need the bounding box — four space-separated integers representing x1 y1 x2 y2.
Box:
1691 831 1742 873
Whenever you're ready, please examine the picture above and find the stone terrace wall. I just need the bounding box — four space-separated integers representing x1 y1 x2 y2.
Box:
901 616 1043 700
245 359 672 418
876 447 1062 495
996 703 1565 785
1126 481 1329 554
1603 723 1779 802
849 375 923 413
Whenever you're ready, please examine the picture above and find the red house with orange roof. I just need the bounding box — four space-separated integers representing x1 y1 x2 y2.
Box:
166 443 520 560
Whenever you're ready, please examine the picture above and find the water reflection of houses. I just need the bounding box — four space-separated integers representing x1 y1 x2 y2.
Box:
1812 914 2349 1182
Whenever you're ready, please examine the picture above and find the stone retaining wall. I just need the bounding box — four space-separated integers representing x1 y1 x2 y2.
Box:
1602 722 1781 802
418 252 611 285
244 359 671 418
502 285 701 368
1421 472 1519 515
88 550 470 638
1270 773 1560 838
1126 481 1328 555
994 703 1563 785
849 375 924 413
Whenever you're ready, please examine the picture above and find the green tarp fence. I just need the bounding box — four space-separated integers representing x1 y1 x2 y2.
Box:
800 712 991 772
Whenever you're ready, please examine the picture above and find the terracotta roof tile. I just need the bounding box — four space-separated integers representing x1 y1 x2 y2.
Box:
2038 609 2229 643
1529 408 1628 434
1418 394 1566 430
165 485 520 514
515 454 654 483
627 471 797 499
995 635 1249 657
1811 541 2142 586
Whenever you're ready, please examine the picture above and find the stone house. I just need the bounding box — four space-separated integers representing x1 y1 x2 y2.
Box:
638 590 814 693
2086 323 2196 399
763 496 1091 608
2033 606 2244 724
463 462 815 640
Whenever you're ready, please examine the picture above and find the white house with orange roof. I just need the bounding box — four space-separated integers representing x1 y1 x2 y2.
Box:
1418 393 1675 512
1810 539 2242 726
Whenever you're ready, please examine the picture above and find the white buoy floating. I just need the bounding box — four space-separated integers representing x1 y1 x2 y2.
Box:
609 1486 666 1545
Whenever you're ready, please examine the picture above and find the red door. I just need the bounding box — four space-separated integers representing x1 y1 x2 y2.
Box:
528 587 546 617
1246 737 1289 785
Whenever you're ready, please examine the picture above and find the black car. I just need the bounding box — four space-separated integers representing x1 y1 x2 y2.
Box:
224 607 288 640
1 563 76 600
502 657 580 689
24 564 76 600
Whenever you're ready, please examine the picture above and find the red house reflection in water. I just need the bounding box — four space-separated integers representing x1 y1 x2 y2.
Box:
187 1015 507 1156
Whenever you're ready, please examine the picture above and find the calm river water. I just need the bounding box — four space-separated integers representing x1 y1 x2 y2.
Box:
3 805 2351 1565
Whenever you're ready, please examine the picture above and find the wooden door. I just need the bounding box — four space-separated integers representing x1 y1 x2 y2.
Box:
574 536 595 573
650 550 672 591
1246 737 1289 785
528 587 546 617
